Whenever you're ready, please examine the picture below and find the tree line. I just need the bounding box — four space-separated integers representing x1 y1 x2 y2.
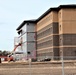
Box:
0 50 10 56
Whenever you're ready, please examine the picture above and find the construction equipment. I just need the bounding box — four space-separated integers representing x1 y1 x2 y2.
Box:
7 43 21 62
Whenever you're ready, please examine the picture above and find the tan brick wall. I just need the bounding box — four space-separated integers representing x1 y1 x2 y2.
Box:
36 7 76 60
59 8 76 34
37 11 58 31
58 9 63 34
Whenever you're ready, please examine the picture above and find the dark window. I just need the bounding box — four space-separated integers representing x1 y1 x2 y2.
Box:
27 22 29 25
59 38 62 46
27 52 31 54
74 51 76 56
60 25 61 31
59 12 61 18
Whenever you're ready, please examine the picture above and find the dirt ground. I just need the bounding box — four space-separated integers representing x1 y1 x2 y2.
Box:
0 61 76 75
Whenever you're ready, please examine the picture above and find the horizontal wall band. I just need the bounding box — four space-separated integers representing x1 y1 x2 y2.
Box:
37 46 59 51
37 34 59 41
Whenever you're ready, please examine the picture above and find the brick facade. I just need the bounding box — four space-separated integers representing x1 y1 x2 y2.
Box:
17 5 76 60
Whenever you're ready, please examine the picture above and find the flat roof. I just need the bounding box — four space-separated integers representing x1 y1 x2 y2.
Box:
16 4 76 30
16 20 36 30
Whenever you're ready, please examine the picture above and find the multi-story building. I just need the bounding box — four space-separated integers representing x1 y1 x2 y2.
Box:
16 20 36 60
16 5 76 60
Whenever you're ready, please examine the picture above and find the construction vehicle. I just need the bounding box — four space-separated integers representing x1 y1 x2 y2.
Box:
7 43 21 62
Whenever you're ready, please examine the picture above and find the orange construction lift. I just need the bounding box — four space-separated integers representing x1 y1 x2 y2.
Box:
7 43 21 62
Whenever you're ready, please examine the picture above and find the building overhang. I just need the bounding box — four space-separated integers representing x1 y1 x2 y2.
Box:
17 29 22 35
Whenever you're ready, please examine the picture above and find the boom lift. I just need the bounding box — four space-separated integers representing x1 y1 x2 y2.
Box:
7 43 21 62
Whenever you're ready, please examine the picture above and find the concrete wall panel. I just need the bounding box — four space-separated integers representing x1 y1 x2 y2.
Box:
27 23 35 32
27 33 36 41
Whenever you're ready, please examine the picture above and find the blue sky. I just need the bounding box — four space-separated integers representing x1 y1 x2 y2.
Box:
0 0 76 51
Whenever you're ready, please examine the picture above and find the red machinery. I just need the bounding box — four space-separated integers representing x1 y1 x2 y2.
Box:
7 43 21 62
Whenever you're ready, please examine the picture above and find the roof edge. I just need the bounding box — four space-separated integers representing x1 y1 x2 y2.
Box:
16 20 37 30
16 4 76 30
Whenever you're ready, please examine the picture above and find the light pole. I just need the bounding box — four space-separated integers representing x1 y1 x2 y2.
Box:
29 58 32 75
61 50 65 75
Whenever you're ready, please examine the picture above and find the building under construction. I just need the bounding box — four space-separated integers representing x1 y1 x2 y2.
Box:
15 21 36 60
16 5 76 60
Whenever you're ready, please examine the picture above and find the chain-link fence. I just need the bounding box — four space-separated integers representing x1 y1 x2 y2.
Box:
0 56 76 75
27 56 76 75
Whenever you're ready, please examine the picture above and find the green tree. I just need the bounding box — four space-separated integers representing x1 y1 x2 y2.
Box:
0 50 2 56
2 51 9 56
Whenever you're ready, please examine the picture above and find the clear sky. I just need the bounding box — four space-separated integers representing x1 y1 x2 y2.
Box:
0 0 76 51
